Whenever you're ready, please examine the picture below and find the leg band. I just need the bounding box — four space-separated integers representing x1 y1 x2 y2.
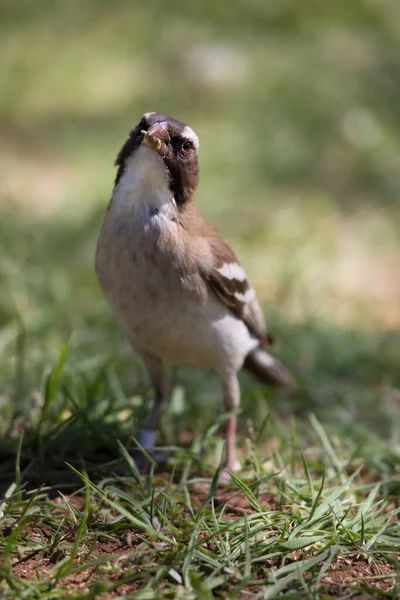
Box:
137 428 156 449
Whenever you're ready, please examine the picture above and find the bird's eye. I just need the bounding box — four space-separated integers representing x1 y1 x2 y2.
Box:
181 140 193 153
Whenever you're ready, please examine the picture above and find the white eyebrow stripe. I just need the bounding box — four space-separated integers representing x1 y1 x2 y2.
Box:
217 262 247 282
181 125 200 150
143 112 156 120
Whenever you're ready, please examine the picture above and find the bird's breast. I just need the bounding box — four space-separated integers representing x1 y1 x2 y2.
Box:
96 190 201 326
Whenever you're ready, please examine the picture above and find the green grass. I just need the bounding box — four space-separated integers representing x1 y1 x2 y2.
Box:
1 407 400 599
0 210 399 597
1 0 400 597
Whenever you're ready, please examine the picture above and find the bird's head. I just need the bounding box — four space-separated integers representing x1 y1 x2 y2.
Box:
115 112 200 204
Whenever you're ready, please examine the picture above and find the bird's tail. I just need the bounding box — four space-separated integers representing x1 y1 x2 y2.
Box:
244 348 296 391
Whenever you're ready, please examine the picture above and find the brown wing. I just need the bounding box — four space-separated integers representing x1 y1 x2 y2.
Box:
207 264 274 346
178 202 274 346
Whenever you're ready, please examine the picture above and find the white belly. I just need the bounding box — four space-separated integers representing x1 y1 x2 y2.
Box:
97 238 258 375
96 225 258 375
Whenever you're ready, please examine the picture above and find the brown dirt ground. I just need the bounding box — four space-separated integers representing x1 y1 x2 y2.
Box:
8 488 398 599
11 542 397 599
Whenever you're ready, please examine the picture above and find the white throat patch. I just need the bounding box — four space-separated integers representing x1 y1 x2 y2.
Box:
113 145 175 218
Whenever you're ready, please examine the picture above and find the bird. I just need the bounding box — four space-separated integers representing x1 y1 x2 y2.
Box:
95 112 295 480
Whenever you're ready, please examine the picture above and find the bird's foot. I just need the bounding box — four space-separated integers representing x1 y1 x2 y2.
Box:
119 428 171 476
219 459 241 486
131 448 172 475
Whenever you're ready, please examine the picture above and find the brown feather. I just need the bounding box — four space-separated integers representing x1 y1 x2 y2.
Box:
178 203 275 347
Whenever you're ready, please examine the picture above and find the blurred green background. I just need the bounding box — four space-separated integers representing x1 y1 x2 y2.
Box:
1 0 399 470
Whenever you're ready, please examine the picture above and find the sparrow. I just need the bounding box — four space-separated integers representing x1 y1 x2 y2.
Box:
96 112 295 478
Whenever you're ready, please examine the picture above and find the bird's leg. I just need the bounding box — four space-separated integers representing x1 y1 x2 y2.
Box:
222 373 241 474
135 351 169 472
137 383 166 449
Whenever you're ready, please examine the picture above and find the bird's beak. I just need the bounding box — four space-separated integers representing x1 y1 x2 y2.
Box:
142 122 170 156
